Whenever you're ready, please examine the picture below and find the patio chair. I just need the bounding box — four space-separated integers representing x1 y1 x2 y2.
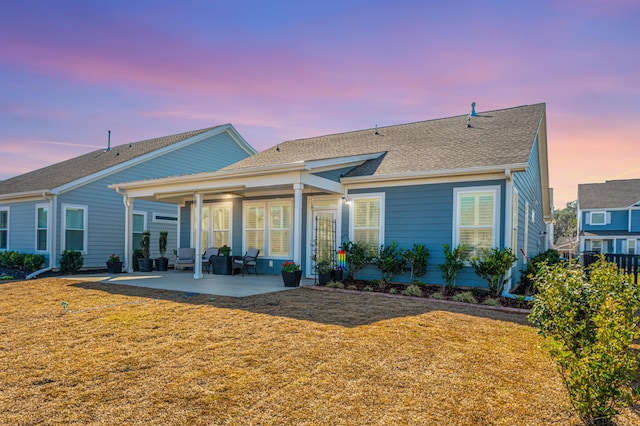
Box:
203 247 219 274
175 248 196 271
233 247 260 276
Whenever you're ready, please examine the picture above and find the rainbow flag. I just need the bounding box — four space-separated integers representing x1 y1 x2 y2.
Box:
337 249 346 270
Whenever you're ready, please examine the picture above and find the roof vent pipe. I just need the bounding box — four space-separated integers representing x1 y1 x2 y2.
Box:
107 130 111 152
470 102 478 117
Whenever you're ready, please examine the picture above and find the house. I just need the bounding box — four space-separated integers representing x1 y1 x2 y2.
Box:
111 103 552 290
0 125 256 273
577 179 640 255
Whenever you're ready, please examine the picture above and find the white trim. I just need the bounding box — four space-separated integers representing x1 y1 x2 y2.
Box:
241 199 293 259
35 203 49 253
304 152 385 171
523 201 530 263
589 211 607 226
0 206 9 250
61 203 88 254
452 185 501 259
348 192 386 251
306 195 342 278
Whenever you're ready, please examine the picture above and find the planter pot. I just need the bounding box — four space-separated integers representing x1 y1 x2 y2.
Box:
281 270 302 287
318 271 332 286
106 261 123 274
331 269 344 282
138 258 154 272
210 255 232 275
155 257 169 272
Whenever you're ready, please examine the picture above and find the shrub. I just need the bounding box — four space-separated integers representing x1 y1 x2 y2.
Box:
529 257 640 424
438 244 466 292
452 291 477 304
518 249 561 294
8 251 25 270
363 286 373 292
341 241 372 280
23 254 46 272
140 230 151 259
389 288 397 294
429 291 444 300
402 243 429 282
326 281 344 289
60 250 83 274
374 241 405 282
471 247 517 297
1 275 13 280
402 284 423 297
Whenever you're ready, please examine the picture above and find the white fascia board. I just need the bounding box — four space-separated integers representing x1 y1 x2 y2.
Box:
345 172 508 191
300 173 345 194
0 190 53 202
56 125 244 194
341 163 528 185
303 152 385 172
225 123 259 155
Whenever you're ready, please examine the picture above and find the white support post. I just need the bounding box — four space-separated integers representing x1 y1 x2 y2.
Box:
194 193 203 279
293 183 304 267
124 196 134 273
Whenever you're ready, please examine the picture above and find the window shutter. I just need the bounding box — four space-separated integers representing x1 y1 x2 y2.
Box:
606 212 611 224
586 213 591 225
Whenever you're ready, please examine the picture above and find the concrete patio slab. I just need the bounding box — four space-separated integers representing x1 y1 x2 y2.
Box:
61 271 317 297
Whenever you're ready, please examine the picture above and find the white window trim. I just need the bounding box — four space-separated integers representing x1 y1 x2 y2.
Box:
242 200 293 258
35 203 49 253
61 203 88 254
452 185 501 258
190 202 233 250
132 210 147 248
628 239 636 255
0 206 9 250
589 211 608 226
348 193 386 250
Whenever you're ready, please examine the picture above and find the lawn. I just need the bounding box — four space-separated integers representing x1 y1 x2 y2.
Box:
1 278 638 425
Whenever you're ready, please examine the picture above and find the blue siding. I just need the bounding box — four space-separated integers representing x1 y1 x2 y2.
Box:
631 210 640 232
512 135 547 284
582 210 628 232
347 180 506 287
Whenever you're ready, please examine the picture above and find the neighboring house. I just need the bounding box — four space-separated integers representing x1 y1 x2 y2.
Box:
554 236 578 259
111 103 552 290
0 124 256 273
577 179 640 255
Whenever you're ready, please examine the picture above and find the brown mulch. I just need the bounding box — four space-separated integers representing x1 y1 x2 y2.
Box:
1 278 639 425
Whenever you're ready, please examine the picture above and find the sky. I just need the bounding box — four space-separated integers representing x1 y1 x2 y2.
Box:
1 0 639 208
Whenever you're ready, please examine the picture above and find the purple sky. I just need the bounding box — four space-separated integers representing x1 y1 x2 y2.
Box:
1 0 639 208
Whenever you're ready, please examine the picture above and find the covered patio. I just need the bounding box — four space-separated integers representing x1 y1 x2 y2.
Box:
61 271 317 297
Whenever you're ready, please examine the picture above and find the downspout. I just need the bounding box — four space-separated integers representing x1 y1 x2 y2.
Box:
27 193 56 279
502 169 515 295
115 187 133 273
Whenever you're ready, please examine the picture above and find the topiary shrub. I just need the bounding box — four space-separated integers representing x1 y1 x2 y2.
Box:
438 244 466 294
402 243 429 282
374 241 405 283
60 249 83 274
529 257 640 424
341 241 372 280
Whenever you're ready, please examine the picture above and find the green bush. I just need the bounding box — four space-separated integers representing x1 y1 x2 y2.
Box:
401 284 423 297
8 251 25 270
452 291 477 304
518 249 561 295
438 244 466 292
341 241 372 280
60 250 83 274
471 247 517 297
326 281 344 289
482 298 502 307
429 291 444 300
402 243 429 282
529 257 640 424
374 241 405 283
23 254 46 272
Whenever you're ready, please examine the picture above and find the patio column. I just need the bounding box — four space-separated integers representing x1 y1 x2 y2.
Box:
123 195 134 273
194 193 203 279
293 183 304 267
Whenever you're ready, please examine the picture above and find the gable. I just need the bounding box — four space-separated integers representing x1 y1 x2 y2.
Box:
578 179 640 209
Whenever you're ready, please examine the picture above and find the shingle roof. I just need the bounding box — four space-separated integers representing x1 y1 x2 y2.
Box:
0 126 220 195
223 103 546 177
578 179 640 209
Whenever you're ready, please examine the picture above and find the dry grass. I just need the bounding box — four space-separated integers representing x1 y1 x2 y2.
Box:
1 278 638 425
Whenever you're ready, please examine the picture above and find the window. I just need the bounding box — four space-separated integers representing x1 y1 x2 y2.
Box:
590 211 606 225
36 205 48 251
63 204 87 252
350 195 384 254
153 212 177 224
132 212 146 249
590 239 602 253
243 200 292 257
454 186 499 259
628 239 636 255
212 205 231 248
0 208 8 250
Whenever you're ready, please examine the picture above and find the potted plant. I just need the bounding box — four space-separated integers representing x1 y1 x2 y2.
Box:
314 258 332 286
281 261 302 287
155 231 169 271
219 244 231 257
138 230 153 272
132 248 143 272
106 253 123 274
